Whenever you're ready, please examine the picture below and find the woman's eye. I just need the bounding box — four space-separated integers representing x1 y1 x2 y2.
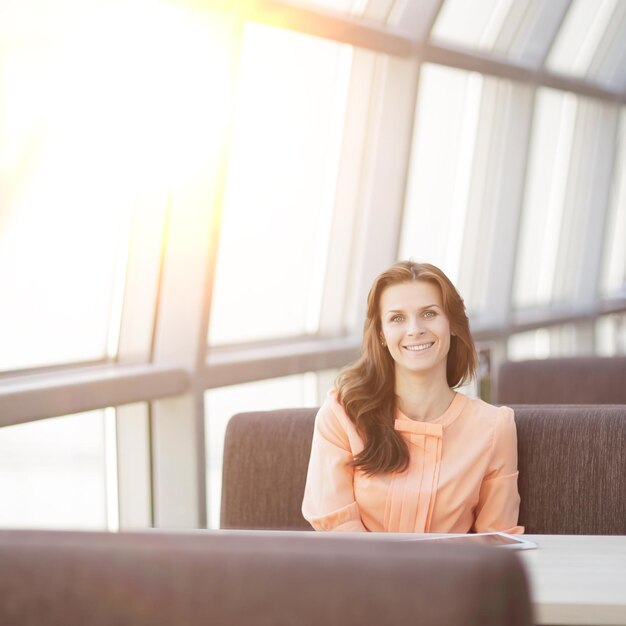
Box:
391 315 403 322
423 310 436 319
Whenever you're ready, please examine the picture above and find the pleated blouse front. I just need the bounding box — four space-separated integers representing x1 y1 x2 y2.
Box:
302 391 523 534
384 418 443 532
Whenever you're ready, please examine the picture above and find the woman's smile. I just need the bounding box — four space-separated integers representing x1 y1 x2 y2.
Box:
403 341 434 352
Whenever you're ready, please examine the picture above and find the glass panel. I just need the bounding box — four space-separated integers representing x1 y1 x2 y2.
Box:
595 315 615 356
601 108 626 298
281 0 367 16
209 23 352 345
546 0 619 78
0 4 157 371
0 36 133 369
205 372 325 529
1 2 231 370
548 323 581 356
513 88 577 308
584 3 626 88
507 328 551 360
596 313 626 355
454 76 525 318
399 64 482 285
0 409 116 529
431 0 515 50
507 323 598 359
489 0 567 65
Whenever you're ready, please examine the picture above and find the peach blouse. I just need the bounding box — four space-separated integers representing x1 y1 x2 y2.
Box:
302 391 523 534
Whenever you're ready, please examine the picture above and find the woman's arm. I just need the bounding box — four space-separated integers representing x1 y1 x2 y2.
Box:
473 406 524 534
301 397 367 531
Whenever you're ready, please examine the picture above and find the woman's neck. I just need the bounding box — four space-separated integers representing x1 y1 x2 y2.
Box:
394 371 456 422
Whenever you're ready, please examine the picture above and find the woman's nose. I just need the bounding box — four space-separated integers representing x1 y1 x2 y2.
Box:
407 319 425 336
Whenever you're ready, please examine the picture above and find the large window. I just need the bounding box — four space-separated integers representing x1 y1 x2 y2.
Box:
0 1 236 373
399 64 528 320
2 0 626 533
513 89 578 309
399 64 482 284
208 23 352 345
0 34 133 370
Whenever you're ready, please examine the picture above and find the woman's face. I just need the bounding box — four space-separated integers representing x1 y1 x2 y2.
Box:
379 280 452 381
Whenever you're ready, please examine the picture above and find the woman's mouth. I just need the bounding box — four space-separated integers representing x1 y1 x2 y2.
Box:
403 342 434 352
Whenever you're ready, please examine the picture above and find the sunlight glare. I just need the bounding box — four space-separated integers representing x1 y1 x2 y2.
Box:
0 0 235 370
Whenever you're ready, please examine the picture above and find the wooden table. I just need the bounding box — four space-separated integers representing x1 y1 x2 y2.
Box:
520 535 626 626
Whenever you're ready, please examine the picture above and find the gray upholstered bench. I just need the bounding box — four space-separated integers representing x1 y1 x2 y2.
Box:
495 356 626 404
0 529 531 626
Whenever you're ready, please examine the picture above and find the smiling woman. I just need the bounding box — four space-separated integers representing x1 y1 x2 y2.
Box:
302 260 523 534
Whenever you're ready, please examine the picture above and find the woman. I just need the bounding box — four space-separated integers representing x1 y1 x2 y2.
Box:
302 261 522 533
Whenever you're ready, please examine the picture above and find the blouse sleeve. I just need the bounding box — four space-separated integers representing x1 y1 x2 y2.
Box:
301 396 367 532
473 406 524 534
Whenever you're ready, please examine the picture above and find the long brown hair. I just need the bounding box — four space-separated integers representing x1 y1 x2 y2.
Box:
336 261 477 476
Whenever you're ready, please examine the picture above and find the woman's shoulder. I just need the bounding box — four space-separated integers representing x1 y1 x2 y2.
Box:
321 389 344 413
317 390 353 427
315 389 360 443
460 393 514 426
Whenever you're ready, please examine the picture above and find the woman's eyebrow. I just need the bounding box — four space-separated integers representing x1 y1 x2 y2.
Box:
385 304 441 314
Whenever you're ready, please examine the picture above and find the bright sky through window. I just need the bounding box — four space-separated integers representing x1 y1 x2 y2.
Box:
399 64 482 286
0 1 234 371
513 89 578 309
431 0 515 50
208 23 352 345
547 0 620 79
